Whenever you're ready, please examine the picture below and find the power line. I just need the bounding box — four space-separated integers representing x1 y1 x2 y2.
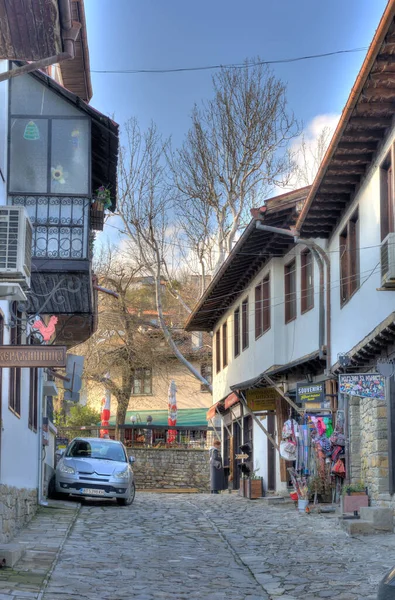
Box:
90 48 367 75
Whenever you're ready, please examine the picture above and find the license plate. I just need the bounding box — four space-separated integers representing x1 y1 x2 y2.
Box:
81 488 105 496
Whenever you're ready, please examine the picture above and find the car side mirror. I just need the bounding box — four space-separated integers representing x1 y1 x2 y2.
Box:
56 449 65 458
128 456 135 464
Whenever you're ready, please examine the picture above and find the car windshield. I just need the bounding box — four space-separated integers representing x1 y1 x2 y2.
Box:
65 440 126 462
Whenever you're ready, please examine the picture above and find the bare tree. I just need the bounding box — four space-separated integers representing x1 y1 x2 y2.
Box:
117 119 212 392
291 125 334 187
168 60 299 262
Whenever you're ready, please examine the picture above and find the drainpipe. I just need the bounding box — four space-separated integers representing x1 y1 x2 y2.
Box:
255 221 331 374
37 368 48 506
0 0 80 84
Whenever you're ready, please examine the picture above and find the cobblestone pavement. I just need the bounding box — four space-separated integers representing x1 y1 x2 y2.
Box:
1 493 395 599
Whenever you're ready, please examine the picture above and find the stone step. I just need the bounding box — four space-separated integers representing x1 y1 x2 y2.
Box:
360 507 394 531
0 543 25 567
259 496 293 505
340 519 377 536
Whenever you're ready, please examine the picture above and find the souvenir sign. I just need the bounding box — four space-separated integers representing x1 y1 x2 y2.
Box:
246 388 279 411
339 373 385 400
296 382 325 406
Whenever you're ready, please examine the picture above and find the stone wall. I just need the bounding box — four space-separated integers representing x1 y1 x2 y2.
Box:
350 395 389 504
0 485 37 543
126 448 210 491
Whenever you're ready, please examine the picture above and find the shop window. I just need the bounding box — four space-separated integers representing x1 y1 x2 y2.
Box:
242 297 249 350
131 368 152 395
340 208 360 306
9 302 22 416
255 274 270 338
380 152 394 242
234 307 240 357
200 363 212 392
215 330 221 374
301 250 314 313
9 74 90 196
222 321 228 368
284 259 296 323
29 368 38 432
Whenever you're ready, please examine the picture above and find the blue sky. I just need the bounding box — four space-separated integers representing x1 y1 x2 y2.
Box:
84 0 388 146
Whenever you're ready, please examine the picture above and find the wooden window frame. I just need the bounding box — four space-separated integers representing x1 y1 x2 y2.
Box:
215 330 221 374
9 302 22 417
222 321 228 368
29 368 38 432
380 150 395 242
131 367 153 395
339 208 360 307
284 259 297 324
241 297 249 351
301 250 314 314
234 307 240 358
255 275 271 339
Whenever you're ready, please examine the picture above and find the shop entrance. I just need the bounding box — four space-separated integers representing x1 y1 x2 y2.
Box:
267 413 276 491
233 420 241 490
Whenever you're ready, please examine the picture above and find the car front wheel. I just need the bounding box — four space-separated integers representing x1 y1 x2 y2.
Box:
117 482 135 506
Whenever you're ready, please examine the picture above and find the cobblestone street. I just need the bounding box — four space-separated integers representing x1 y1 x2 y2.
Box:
0 493 394 599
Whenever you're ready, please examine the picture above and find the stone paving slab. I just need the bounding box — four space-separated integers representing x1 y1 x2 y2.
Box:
1 493 395 599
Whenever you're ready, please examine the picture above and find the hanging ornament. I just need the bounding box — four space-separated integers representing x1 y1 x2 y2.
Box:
71 128 80 149
24 120 40 141
51 164 66 184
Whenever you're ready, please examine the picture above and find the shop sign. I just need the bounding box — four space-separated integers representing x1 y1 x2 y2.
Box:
246 388 278 411
0 345 66 368
296 382 325 405
339 373 385 400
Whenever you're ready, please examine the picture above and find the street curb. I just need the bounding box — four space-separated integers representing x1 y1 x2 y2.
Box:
36 503 81 600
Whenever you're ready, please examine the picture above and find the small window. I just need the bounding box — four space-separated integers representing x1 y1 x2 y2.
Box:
380 153 394 242
285 259 296 323
301 250 314 313
131 368 152 395
242 297 249 350
215 330 221 374
234 307 240 357
255 275 270 338
340 209 360 306
222 321 228 368
201 364 212 392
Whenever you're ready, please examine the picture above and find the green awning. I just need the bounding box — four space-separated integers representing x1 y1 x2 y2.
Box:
107 408 209 428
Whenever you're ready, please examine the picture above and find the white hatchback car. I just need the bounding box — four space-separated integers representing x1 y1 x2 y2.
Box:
55 437 136 506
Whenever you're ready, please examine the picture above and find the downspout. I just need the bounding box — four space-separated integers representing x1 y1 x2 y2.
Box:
37 368 48 506
0 0 80 84
255 221 331 374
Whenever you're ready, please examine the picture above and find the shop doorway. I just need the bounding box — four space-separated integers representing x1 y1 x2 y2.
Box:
233 420 241 490
267 413 276 491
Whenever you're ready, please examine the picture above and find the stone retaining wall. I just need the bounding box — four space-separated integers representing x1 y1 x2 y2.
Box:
126 448 210 490
0 485 37 543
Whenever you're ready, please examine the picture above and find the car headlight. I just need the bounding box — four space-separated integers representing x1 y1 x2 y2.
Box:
59 463 75 474
114 468 129 479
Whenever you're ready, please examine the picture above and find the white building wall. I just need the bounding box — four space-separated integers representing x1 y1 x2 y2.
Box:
0 60 39 491
329 123 395 364
213 246 321 403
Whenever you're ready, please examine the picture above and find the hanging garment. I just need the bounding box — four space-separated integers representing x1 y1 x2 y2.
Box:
280 440 297 461
282 419 299 439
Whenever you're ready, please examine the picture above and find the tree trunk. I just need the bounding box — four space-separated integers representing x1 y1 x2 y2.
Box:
115 393 130 441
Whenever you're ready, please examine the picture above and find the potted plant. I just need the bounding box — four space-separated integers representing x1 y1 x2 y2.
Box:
341 482 368 514
246 469 264 499
90 186 112 231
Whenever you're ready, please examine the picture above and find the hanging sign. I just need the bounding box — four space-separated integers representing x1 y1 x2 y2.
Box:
339 373 385 400
296 382 325 405
246 388 278 411
0 345 66 368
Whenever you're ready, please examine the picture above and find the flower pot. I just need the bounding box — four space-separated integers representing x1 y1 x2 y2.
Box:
341 493 368 514
246 478 263 499
90 205 105 231
298 498 309 512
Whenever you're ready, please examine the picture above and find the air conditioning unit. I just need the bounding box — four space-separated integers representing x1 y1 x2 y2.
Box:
0 207 32 289
381 232 395 288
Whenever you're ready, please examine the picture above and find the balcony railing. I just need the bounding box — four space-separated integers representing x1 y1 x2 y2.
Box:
10 195 90 260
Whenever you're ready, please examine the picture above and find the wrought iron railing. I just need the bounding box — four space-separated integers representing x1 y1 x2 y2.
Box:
10 195 90 259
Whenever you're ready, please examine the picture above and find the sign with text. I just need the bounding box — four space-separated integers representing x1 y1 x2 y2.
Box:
0 346 66 368
296 382 325 406
246 388 279 411
339 373 385 400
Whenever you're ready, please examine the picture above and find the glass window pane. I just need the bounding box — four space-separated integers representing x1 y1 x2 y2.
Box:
9 119 48 193
51 120 89 195
11 74 82 117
